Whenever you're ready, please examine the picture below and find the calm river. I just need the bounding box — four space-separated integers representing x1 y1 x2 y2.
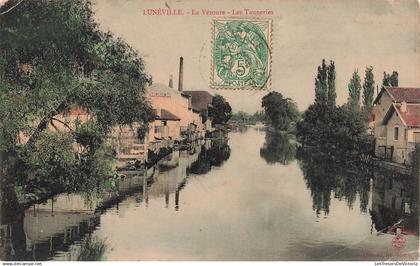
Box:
1 127 418 260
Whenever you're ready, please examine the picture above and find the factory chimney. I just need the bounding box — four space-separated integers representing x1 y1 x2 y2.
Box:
178 57 183 92
168 75 173 88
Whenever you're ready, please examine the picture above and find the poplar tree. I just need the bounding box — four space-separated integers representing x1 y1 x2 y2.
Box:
327 60 336 107
347 70 362 110
362 66 375 115
382 71 399 87
315 59 328 105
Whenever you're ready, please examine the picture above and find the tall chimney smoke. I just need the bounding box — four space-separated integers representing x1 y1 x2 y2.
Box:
168 75 173 88
178 57 183 92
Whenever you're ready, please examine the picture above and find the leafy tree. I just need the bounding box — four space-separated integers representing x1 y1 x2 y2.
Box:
327 60 336 107
347 70 362 110
253 110 266 122
230 111 253 124
382 71 398 87
0 0 155 205
314 59 336 107
297 61 373 158
261 91 299 131
297 104 370 154
362 66 375 115
230 111 265 125
315 59 328 105
209 95 232 125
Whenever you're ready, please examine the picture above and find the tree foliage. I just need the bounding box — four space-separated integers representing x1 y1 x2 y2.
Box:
297 61 373 157
0 0 154 208
327 60 336 107
297 104 371 154
230 110 265 125
209 94 232 125
347 70 362 110
362 66 375 115
261 91 298 131
382 71 398 87
314 59 336 107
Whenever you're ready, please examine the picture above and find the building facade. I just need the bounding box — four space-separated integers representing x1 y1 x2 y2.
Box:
373 87 420 164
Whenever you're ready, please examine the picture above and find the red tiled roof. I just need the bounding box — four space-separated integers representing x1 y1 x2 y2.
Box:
386 87 420 103
183 91 213 111
157 109 180 121
395 104 420 128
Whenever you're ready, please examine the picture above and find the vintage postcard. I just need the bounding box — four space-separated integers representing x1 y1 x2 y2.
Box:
0 0 419 263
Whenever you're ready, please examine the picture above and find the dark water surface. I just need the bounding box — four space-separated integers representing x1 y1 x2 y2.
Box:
1 128 418 260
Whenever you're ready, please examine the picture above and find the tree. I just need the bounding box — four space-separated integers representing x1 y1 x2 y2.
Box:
297 61 373 157
297 104 370 154
209 95 232 125
253 110 266 122
261 91 299 131
0 0 155 201
382 71 398 87
230 111 255 125
0 0 154 145
327 60 336 107
315 59 328 105
314 59 336 107
347 70 362 110
362 66 375 115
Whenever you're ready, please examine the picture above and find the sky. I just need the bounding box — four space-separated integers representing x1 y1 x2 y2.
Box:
93 0 419 113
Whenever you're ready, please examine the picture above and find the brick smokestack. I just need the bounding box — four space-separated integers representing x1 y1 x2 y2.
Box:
168 74 173 88
178 57 183 92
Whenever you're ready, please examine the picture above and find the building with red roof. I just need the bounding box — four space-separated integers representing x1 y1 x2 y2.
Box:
373 87 420 164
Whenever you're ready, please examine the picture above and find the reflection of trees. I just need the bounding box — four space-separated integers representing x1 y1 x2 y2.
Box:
189 139 231 174
0 213 101 261
76 234 108 261
260 131 296 165
298 151 371 216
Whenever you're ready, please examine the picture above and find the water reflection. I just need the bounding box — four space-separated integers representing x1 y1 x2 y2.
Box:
75 234 108 261
297 151 371 216
1 130 419 260
260 131 296 165
189 139 231 174
0 211 101 261
370 168 419 236
0 138 230 261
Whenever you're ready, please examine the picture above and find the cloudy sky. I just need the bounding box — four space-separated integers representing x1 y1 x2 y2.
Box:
94 0 419 113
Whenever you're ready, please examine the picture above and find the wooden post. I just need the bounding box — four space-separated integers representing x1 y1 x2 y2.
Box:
175 189 179 211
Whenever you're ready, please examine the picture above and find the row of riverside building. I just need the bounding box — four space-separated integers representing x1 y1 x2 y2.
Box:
371 86 420 165
17 57 216 169
109 82 214 168
109 57 215 168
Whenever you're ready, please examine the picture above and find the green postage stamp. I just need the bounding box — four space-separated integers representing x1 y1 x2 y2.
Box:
211 18 272 90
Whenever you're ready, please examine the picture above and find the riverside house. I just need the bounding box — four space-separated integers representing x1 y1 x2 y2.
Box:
147 83 204 142
183 90 214 133
373 87 420 165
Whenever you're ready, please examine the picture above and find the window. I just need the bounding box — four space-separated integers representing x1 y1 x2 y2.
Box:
394 126 399 141
404 129 407 141
414 132 420 142
154 126 162 134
